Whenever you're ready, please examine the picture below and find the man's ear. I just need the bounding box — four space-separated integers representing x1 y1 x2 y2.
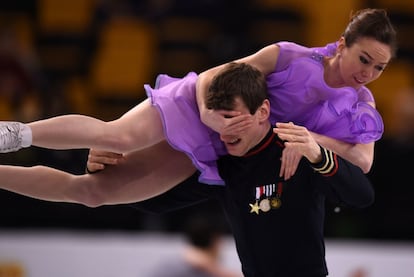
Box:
258 99 270 122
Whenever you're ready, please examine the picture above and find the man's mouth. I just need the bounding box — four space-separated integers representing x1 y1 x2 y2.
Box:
228 138 241 145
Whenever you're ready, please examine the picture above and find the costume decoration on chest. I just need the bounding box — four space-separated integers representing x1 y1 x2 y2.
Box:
310 51 324 63
249 182 283 215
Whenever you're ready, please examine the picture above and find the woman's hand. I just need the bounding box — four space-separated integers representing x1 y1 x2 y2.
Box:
202 109 253 136
279 147 302 180
274 122 323 179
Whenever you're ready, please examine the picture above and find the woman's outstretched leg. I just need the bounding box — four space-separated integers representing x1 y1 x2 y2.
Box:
0 99 164 154
0 141 196 207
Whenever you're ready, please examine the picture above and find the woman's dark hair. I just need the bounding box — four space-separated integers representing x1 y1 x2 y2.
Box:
343 8 398 58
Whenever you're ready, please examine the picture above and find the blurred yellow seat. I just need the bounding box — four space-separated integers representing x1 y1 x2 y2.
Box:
157 16 218 75
36 0 97 75
37 0 96 34
89 17 158 102
0 262 25 277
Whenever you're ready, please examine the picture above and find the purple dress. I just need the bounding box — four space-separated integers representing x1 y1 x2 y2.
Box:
145 41 384 185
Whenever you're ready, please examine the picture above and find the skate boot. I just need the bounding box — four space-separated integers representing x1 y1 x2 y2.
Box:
0 122 32 153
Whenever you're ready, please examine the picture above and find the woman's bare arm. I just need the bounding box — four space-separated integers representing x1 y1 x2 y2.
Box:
311 132 374 173
195 44 280 133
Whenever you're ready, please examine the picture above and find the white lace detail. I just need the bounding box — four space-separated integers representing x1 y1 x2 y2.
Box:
0 122 23 153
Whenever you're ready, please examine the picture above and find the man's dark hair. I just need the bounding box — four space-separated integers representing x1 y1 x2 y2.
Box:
206 62 268 115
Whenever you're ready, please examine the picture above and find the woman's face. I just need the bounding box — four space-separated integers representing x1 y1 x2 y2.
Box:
337 37 392 89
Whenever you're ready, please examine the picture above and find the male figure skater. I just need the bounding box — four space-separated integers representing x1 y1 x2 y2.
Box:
89 62 374 277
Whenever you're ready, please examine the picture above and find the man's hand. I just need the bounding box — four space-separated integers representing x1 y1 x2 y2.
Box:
86 149 124 173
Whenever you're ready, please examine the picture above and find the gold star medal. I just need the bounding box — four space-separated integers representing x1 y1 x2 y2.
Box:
249 200 260 214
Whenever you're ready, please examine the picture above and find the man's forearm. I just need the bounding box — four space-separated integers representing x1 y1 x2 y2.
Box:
311 148 374 208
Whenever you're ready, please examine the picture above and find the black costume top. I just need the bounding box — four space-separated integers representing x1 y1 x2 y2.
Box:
132 128 374 277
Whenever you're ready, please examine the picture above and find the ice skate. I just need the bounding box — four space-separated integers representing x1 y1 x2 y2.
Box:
0 122 32 153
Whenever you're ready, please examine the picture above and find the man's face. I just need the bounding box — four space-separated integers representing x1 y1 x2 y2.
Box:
219 97 269 156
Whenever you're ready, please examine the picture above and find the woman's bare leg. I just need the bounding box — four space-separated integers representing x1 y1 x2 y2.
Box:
0 141 196 207
1 99 164 153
